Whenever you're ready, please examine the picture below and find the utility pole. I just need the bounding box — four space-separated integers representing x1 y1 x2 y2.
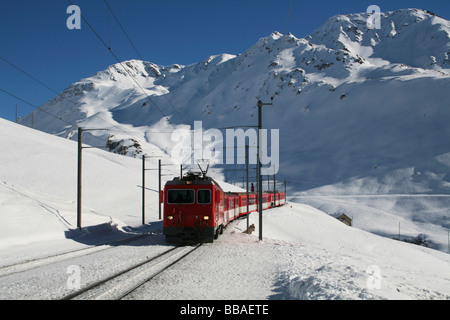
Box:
77 128 82 229
159 159 162 220
255 165 258 194
246 144 249 233
142 155 161 224
77 127 109 229
257 98 273 241
142 155 146 225
273 170 276 207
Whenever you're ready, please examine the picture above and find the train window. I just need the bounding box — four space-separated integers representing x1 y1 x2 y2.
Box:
197 190 211 204
167 189 194 204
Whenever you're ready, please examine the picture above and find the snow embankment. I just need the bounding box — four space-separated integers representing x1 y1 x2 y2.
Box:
232 203 450 300
0 117 170 264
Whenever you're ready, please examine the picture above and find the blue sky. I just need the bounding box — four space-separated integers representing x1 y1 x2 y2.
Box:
1 0 449 122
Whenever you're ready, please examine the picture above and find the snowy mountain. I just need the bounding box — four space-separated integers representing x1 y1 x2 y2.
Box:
16 8 450 251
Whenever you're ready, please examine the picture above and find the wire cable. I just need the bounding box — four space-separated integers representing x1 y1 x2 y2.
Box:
284 0 293 36
0 55 143 147
103 0 143 60
102 0 188 125
67 0 195 156
0 56 60 96
0 88 75 127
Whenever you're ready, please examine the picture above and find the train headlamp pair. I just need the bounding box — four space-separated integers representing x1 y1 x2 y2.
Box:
167 215 209 220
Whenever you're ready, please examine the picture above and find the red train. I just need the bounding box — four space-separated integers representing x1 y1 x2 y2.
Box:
162 172 286 244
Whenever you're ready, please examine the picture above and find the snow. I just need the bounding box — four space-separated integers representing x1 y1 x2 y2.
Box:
2 8 450 300
1 118 450 300
0 117 171 263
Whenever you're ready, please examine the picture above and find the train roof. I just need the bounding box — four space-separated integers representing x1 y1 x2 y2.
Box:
165 172 246 193
214 179 246 193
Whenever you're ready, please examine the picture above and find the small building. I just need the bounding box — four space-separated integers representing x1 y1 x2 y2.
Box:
337 214 352 227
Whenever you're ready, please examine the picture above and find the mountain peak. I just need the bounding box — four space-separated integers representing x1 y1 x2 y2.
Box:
307 8 450 70
269 31 283 39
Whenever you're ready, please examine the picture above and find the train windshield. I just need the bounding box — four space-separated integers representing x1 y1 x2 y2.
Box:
197 189 211 204
167 189 194 204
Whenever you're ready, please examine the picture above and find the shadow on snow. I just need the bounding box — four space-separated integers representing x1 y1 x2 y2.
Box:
64 220 172 247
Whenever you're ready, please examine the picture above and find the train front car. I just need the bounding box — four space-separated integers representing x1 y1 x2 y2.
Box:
163 173 221 244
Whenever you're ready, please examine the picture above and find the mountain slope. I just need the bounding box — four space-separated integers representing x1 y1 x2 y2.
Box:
17 8 450 251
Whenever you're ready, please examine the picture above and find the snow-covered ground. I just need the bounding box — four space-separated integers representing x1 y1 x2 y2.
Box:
130 203 450 300
1 201 450 300
1 118 450 300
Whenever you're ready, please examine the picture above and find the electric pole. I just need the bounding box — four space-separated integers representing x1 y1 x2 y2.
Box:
142 155 146 225
159 159 162 220
77 127 109 229
273 170 276 207
257 98 273 241
246 144 249 233
77 128 82 229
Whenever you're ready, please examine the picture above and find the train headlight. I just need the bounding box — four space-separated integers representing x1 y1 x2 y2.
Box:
167 215 174 220
203 216 210 220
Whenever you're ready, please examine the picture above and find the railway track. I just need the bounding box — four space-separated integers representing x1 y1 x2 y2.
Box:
60 243 203 300
0 232 158 278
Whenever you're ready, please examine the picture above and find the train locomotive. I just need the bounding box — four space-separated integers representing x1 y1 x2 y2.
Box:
162 172 286 244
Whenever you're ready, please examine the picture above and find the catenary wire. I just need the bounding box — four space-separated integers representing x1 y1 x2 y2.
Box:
102 0 189 125
0 88 75 127
67 0 195 155
0 55 153 150
103 0 143 60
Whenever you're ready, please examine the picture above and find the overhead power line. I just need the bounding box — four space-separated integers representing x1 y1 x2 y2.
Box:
0 88 75 127
0 55 145 147
284 0 294 36
0 56 60 96
67 0 195 155
102 0 188 125
103 0 144 61
68 0 169 124
0 53 186 159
